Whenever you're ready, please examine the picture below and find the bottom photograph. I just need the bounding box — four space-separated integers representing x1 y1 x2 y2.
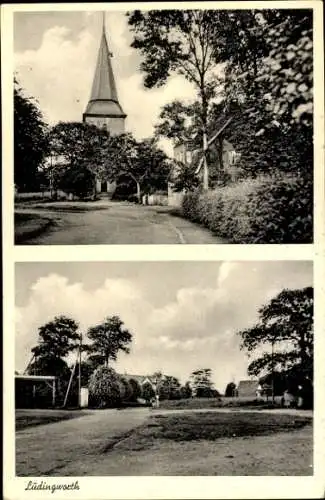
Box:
14 260 313 476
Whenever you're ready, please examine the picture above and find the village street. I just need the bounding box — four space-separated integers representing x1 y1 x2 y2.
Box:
15 201 225 245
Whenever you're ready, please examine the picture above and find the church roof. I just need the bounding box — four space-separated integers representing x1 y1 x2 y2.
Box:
85 21 126 118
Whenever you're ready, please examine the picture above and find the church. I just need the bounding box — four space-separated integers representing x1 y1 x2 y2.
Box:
83 16 127 194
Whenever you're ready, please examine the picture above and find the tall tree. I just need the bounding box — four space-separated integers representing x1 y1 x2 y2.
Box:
30 315 80 362
238 287 313 386
14 78 49 192
86 315 133 367
127 10 224 190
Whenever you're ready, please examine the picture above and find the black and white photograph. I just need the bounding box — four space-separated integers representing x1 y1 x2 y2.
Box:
15 261 313 476
13 7 313 245
2 1 324 499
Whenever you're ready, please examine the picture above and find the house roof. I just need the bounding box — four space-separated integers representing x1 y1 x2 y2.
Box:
84 21 125 118
237 380 259 391
120 374 156 385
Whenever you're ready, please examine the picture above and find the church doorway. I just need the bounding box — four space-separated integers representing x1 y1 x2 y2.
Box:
100 180 107 193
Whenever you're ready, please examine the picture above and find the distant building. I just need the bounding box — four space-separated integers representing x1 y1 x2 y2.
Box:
121 374 156 389
237 380 260 398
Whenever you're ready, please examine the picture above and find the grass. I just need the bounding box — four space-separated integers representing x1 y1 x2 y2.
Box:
158 396 283 410
16 409 90 431
115 411 312 451
14 212 54 243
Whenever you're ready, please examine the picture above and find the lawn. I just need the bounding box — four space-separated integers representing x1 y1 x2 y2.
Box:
97 411 313 476
159 396 283 410
14 212 53 243
16 409 91 430
114 411 312 448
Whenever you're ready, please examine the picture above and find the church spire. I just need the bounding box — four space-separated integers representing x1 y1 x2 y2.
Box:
83 12 126 132
88 13 119 103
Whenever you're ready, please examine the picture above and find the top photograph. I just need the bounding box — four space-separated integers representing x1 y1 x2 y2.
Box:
14 7 313 245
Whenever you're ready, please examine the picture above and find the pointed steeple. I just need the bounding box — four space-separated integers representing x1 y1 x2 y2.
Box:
83 12 126 123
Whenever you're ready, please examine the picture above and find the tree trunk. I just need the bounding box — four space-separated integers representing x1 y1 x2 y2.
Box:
202 129 209 190
136 181 141 203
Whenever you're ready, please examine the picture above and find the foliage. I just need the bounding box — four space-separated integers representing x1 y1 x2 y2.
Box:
142 382 155 403
190 368 214 396
128 378 143 401
106 134 171 197
48 121 110 180
127 10 226 188
14 78 49 192
171 160 200 192
238 287 313 402
180 381 193 399
225 382 237 397
88 366 122 408
119 377 134 402
31 316 80 360
58 164 95 199
86 315 133 368
159 376 182 400
181 173 312 243
215 10 313 178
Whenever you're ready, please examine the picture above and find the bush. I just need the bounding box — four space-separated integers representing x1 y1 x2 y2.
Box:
88 366 122 408
128 378 143 401
181 173 312 243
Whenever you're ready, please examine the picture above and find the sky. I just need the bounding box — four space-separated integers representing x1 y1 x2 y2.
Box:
14 10 198 157
15 261 312 392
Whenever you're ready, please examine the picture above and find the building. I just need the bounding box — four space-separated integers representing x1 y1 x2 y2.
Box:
83 16 127 194
237 380 260 398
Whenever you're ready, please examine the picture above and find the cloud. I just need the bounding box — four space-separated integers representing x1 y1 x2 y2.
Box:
15 261 312 390
14 13 197 155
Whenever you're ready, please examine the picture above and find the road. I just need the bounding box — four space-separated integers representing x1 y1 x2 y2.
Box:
15 201 225 244
16 408 150 476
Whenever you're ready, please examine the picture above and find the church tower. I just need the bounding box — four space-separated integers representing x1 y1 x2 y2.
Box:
83 13 126 135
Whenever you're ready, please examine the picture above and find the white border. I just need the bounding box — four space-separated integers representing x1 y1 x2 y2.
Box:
2 2 325 499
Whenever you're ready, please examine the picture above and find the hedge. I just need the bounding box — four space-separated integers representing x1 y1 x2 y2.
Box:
181 173 312 243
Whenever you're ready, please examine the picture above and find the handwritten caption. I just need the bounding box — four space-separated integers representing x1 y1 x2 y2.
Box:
25 480 80 494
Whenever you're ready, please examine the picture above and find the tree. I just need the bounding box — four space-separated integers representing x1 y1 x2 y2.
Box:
119 377 134 402
142 382 155 404
211 10 313 178
159 375 181 400
238 287 313 397
31 316 80 361
225 382 237 397
14 78 49 192
128 378 143 402
127 10 225 190
88 366 122 408
48 121 112 196
86 315 133 367
170 160 200 193
180 381 192 399
190 368 214 397
105 134 171 200
58 164 95 199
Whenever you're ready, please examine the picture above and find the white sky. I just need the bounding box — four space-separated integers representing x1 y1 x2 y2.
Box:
15 261 312 392
14 10 198 157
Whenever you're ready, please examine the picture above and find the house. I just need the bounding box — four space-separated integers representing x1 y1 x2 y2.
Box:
121 374 156 389
237 380 260 398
